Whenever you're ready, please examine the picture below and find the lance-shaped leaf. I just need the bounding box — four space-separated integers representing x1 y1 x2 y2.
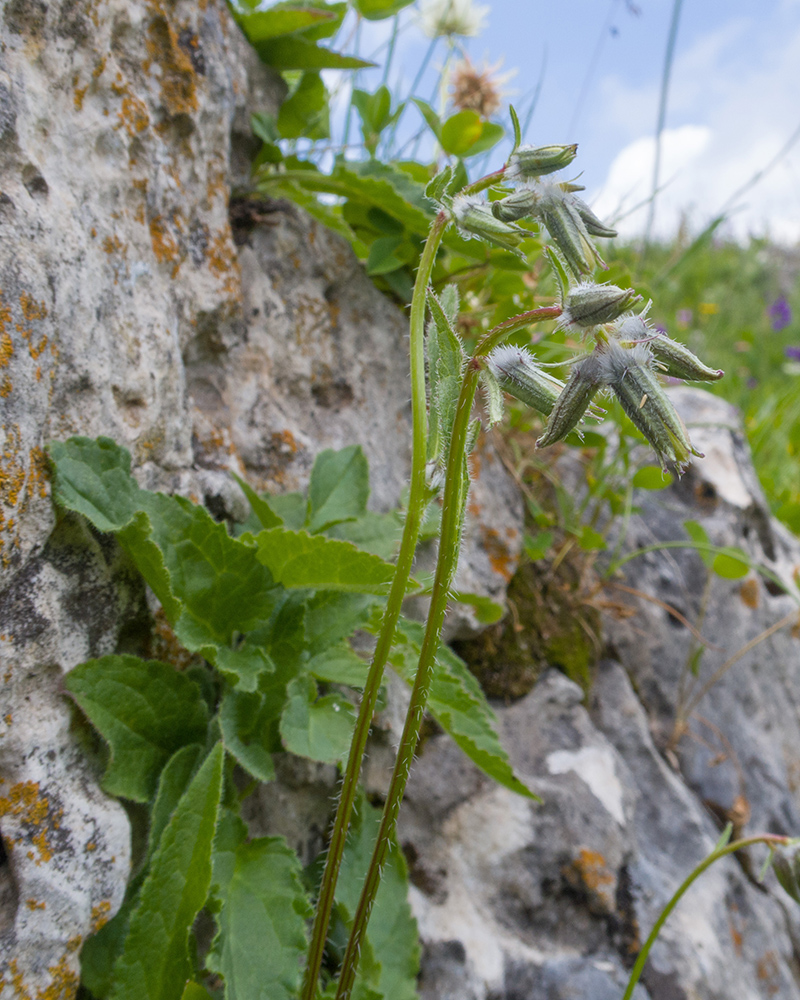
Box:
109 743 224 1000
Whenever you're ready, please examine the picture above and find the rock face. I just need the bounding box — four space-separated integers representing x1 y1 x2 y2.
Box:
2 1 800 998
401 390 800 1000
0 0 521 992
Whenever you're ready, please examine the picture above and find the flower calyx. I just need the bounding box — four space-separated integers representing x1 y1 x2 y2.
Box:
451 193 527 253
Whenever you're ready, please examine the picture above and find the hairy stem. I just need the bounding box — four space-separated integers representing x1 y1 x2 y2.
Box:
622 833 791 1000
334 305 561 1000
300 211 448 1000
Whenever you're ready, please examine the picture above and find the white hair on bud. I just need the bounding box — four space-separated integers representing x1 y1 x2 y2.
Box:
595 338 654 386
487 343 531 374
451 192 486 222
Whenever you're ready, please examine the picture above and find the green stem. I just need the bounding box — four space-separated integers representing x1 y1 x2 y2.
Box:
300 211 448 1000
334 305 561 1000
621 834 790 1000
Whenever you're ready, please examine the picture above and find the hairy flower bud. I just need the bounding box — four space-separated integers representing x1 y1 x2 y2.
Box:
537 185 604 278
647 333 724 382
491 189 541 223
596 339 700 472
451 193 526 252
569 195 618 238
559 281 641 330
536 354 603 448
507 144 578 181
486 345 565 415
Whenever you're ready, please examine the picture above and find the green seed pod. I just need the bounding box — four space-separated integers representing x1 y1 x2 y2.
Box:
491 189 541 223
451 194 527 253
538 186 605 278
487 345 565 415
560 281 641 330
647 334 724 382
570 195 618 238
507 143 578 181
598 340 700 473
536 355 603 448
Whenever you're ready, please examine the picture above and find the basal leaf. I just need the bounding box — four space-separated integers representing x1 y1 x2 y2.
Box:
147 744 204 860
208 830 311 1000
219 688 278 783
256 528 396 593
304 591 379 650
232 472 283 530
65 655 209 803
308 642 370 687
632 465 673 490
279 676 355 762
684 519 715 568
325 511 402 560
49 437 276 654
336 794 420 1000
366 235 404 275
109 743 224 1000
712 548 750 579
308 445 370 532
181 985 214 1000
390 621 537 799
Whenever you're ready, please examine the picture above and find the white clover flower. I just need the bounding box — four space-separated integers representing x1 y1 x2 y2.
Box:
419 0 489 39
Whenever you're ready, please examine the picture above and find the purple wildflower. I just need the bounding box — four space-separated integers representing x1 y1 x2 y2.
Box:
676 308 692 328
654 323 668 334
784 345 800 361
768 296 792 332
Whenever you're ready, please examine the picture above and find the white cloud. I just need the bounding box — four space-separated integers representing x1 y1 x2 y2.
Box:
589 11 800 243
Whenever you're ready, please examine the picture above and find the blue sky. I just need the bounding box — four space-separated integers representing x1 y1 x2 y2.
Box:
344 0 800 242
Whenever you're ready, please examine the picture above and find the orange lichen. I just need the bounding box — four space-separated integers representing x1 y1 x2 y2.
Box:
20 292 47 322
481 526 514 581
3 713 11 725
144 7 198 116
206 228 240 294
118 92 150 137
101 235 124 255
571 848 615 892
25 899 45 911
90 901 112 933
0 781 48 826
0 333 13 369
148 215 182 278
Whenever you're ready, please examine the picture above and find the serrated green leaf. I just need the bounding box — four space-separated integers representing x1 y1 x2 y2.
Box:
440 109 483 157
109 743 224 1000
233 5 337 43
326 511 402 560
232 473 282 529
308 446 370 532
712 549 750 579
424 166 452 206
367 235 404 275
336 794 420 1000
390 620 537 799
277 71 330 140
49 437 276 654
280 676 355 762
304 591 379 649
219 688 277 783
256 527 397 593
208 830 311 1000
265 491 307 529
65 655 208 803
215 642 275 692
684 519 714 568
632 465 673 490
308 642 370 686
148 744 204 860
256 37 374 70
354 0 415 19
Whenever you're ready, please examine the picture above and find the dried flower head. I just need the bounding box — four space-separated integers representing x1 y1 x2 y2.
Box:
450 56 514 118
419 0 489 38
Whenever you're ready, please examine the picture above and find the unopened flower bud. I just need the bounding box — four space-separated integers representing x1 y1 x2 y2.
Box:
570 195 618 238
597 339 700 473
507 143 578 181
451 193 526 252
537 185 604 278
491 189 541 223
536 354 603 448
559 281 641 330
647 333 724 382
487 345 565 415
773 849 800 905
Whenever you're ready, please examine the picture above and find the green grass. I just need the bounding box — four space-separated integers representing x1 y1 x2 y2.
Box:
605 237 800 534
